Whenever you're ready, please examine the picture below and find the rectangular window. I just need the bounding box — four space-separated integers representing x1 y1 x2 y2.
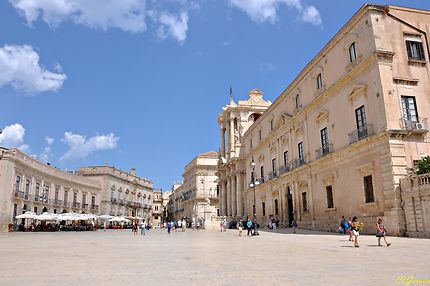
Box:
82 194 86 206
401 96 418 122
73 192 77 203
259 130 262 140
35 183 40 201
317 73 323 89
320 127 329 154
326 185 334 209
43 184 49 202
272 158 276 174
364 175 375 203
15 176 21 192
302 192 308 212
355 105 367 139
274 199 279 216
270 119 274 130
298 142 304 163
34 207 37 214
92 196 96 206
64 189 69 203
250 139 253 148
25 179 30 199
260 166 264 182
13 204 17 218
349 42 357 62
406 40 425 61
54 187 59 201
262 202 266 216
283 151 288 167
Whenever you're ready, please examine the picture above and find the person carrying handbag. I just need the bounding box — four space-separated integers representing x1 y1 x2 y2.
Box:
376 218 391 247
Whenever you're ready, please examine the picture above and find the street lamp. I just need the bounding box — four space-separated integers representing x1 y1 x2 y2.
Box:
249 160 260 236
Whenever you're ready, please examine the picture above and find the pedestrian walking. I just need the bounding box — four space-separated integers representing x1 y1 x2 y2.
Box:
132 222 138 235
237 219 243 237
340 216 347 234
291 219 298 234
182 219 187 232
220 220 224 232
223 219 227 232
376 218 391 247
351 216 363 248
140 221 146 235
347 217 353 242
247 218 253 236
167 222 172 234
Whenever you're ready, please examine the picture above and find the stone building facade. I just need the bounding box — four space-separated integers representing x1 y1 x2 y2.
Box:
217 90 271 218
151 189 163 226
399 174 430 238
169 183 184 221
218 4 430 236
78 166 153 220
181 152 219 224
0 148 101 232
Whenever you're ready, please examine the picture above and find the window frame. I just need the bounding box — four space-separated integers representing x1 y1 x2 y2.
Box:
363 175 375 203
401 96 419 122
406 40 426 61
326 185 334 209
316 73 323 90
349 42 357 62
302 192 308 212
298 142 304 163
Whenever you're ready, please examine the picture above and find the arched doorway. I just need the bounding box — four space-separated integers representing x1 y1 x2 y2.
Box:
287 187 294 226
42 207 48 213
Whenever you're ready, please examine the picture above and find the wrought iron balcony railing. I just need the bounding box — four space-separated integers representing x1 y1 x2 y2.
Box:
349 124 374 144
316 144 333 159
399 117 428 133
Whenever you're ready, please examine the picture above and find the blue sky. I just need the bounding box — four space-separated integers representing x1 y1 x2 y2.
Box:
1 0 429 191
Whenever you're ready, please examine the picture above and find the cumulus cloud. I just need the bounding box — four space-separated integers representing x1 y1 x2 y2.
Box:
39 136 54 162
60 132 119 162
0 45 67 94
0 123 30 152
228 0 321 25
10 0 147 32
9 0 194 43
157 11 189 43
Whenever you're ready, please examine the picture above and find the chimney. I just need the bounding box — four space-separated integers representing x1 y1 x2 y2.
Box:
130 168 136 176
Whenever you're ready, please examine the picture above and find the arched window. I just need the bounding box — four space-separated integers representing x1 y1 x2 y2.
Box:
349 42 357 62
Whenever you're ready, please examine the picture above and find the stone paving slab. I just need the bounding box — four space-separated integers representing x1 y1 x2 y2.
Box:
0 228 428 286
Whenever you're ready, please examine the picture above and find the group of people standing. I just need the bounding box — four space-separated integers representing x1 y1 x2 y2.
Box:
339 216 391 247
132 221 150 235
166 219 187 234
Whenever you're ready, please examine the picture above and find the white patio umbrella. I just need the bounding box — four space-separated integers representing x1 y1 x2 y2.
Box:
36 212 57 221
98 214 113 220
16 211 36 219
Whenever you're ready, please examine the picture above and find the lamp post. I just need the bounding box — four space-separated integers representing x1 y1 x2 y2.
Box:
249 160 260 236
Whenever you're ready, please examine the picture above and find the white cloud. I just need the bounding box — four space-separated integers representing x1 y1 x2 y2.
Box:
60 132 119 162
228 0 321 25
39 136 54 163
0 123 30 152
301 5 321 26
10 0 147 32
157 11 189 43
0 45 67 94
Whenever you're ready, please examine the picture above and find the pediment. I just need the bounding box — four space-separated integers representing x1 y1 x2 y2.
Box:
348 85 367 101
316 110 329 124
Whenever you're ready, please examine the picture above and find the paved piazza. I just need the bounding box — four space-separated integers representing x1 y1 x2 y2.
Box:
1 229 429 286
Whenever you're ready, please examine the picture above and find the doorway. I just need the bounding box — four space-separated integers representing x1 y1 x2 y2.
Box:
287 187 294 226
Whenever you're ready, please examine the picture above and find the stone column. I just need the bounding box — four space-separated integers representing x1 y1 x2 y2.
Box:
230 118 235 156
219 182 224 216
220 127 225 156
226 178 231 217
232 175 237 216
236 172 243 217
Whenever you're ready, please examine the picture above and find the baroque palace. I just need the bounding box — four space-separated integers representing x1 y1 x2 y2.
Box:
0 147 154 232
218 4 430 236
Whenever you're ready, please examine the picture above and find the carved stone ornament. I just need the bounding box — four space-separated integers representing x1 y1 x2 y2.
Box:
258 154 264 162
